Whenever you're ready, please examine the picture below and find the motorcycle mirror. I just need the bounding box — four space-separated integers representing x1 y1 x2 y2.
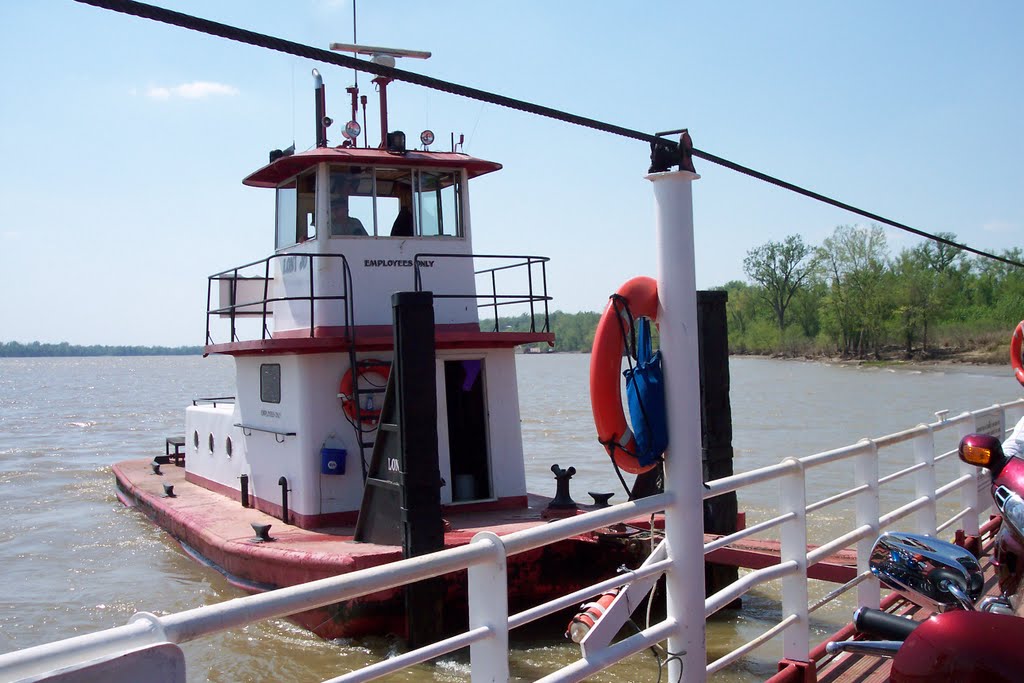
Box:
959 433 1007 475
869 532 984 611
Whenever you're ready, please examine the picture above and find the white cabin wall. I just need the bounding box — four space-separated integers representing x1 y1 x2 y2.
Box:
480 349 527 500
233 355 305 514
186 345 528 519
293 353 375 515
268 238 478 332
184 402 245 491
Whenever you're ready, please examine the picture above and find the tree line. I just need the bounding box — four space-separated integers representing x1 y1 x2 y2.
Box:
0 341 204 357
492 225 1022 360
729 226 1023 360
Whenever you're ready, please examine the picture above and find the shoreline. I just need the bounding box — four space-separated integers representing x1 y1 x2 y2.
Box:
731 346 1008 369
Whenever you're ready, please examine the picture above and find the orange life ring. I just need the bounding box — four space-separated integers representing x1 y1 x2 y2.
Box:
1012 321 1024 388
339 360 390 424
589 276 660 475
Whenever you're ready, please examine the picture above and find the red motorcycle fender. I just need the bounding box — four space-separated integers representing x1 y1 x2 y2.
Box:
890 610 1024 682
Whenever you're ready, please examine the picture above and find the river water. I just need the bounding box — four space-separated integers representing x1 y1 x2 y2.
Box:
1 354 1021 682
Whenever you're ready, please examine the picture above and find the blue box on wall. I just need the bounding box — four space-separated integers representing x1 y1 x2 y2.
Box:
321 447 346 475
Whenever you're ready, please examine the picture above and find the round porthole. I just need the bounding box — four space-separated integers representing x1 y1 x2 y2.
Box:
225 436 233 457
208 433 215 454
193 430 199 449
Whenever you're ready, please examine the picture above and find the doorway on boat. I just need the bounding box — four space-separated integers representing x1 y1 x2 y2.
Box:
444 359 492 502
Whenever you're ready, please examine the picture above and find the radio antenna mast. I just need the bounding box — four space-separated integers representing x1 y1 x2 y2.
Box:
328 42 431 146
351 0 357 90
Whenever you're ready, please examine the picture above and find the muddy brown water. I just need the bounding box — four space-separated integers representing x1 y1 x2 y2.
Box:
1 355 1020 681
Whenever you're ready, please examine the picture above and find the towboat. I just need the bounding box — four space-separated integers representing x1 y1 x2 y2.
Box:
110 55 655 641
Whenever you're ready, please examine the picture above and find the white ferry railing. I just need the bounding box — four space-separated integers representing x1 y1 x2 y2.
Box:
2 398 1022 683
702 399 1024 677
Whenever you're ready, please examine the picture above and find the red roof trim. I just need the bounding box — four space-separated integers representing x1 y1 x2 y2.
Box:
243 147 502 188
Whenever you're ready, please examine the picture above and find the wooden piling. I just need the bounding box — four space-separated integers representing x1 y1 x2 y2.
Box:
697 290 740 600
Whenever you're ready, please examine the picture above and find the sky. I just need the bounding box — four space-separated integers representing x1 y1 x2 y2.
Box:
1 1 1021 346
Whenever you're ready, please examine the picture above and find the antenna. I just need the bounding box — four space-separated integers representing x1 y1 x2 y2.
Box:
351 0 357 90
329 43 432 65
329 43 431 146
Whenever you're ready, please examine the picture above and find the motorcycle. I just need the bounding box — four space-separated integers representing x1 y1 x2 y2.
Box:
959 432 1024 604
827 531 1024 682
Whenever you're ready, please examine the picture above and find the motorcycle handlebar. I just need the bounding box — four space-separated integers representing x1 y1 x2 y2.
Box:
854 606 919 640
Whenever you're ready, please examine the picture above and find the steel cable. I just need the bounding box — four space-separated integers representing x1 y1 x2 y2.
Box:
75 0 1024 270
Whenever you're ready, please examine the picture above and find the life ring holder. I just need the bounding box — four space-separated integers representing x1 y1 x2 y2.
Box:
589 276 661 475
1012 320 1024 388
339 360 390 426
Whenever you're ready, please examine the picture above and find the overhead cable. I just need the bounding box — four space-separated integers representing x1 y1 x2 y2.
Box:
75 0 1024 270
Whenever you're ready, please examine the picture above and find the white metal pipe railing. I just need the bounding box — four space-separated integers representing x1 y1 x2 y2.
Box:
500 492 671 557
855 438 882 610
935 474 974 500
509 559 674 630
805 483 871 514
534 618 679 683
879 460 928 486
325 627 492 683
703 460 800 499
702 512 796 554
796 440 873 469
705 562 800 617
879 495 931 528
806 524 873 566
5 398 1023 683
779 459 810 660
937 507 974 534
706 614 800 675
807 571 872 614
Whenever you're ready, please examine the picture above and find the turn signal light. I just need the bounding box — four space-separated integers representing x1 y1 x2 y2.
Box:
960 442 994 467
958 433 1007 474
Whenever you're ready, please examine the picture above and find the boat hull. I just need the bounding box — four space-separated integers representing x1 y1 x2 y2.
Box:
113 459 653 640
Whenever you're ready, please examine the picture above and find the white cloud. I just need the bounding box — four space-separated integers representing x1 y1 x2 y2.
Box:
146 81 240 100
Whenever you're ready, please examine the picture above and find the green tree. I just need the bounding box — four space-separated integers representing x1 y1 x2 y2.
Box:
818 224 891 358
742 235 817 333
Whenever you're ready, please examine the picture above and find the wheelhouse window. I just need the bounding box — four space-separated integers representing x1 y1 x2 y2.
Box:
275 170 316 249
328 166 462 238
415 171 461 237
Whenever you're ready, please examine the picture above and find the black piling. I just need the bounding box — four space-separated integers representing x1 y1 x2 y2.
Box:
392 291 445 648
697 290 739 601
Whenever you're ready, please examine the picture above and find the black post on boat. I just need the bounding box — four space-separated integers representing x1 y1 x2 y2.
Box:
313 69 328 148
696 290 740 600
392 290 445 647
278 476 290 524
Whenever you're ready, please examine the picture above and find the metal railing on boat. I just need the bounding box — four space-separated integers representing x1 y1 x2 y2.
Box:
2 398 1022 683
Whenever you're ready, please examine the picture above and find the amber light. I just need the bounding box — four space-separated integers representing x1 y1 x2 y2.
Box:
960 442 993 467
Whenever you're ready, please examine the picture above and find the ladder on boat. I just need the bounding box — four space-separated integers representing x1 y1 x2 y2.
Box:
343 347 391 481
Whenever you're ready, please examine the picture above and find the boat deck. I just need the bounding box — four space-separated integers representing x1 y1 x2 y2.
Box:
113 458 651 548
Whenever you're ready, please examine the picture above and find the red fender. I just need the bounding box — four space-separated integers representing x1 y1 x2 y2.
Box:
339 360 390 425
589 276 660 475
891 610 1024 682
1011 320 1024 388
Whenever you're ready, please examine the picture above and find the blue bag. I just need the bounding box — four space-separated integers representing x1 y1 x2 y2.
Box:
623 317 668 467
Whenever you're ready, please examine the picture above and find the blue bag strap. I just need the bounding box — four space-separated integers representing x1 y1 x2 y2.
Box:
636 317 652 365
